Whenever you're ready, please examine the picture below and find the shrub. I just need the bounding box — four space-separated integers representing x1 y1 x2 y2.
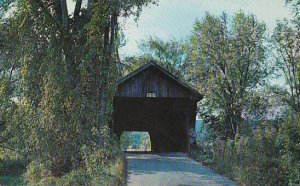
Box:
23 137 127 186
193 114 300 186
0 149 27 176
0 149 27 185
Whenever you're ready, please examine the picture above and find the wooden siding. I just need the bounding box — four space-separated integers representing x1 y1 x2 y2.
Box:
116 66 196 98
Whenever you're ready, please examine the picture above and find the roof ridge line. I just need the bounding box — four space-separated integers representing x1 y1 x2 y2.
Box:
117 61 203 99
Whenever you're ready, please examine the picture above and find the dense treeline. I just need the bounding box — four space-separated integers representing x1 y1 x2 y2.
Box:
0 0 156 185
189 12 269 139
124 1 299 185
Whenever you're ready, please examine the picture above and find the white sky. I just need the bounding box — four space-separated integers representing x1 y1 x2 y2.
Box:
118 0 292 56
66 0 292 56
67 0 292 85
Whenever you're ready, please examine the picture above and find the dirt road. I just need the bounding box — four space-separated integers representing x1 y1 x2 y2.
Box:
126 153 237 186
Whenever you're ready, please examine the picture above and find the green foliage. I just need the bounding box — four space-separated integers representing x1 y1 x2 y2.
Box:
271 16 300 113
120 132 151 151
138 37 190 79
24 143 126 186
0 176 23 186
210 114 300 186
190 143 213 164
286 0 300 16
0 149 26 185
193 5 300 186
120 132 135 151
124 37 191 80
0 0 155 184
0 149 26 176
0 15 21 151
189 12 268 139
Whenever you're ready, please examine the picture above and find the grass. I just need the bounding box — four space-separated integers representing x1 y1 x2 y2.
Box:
0 175 24 185
0 149 26 186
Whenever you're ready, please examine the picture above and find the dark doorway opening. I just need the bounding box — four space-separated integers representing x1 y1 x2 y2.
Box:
113 97 194 152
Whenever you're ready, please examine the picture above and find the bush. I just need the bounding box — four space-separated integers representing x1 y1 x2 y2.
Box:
23 139 127 186
0 149 27 185
190 141 214 164
209 115 300 186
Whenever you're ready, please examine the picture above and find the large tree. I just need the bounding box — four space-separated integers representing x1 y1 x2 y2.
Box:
271 0 300 114
138 37 190 79
189 12 268 139
124 37 190 80
0 0 156 181
0 14 21 150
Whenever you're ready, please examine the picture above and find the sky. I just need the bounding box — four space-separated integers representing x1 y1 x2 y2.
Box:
118 0 292 56
66 0 293 56
117 0 293 86
66 0 292 85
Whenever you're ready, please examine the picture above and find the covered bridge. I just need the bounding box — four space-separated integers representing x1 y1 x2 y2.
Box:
112 62 202 152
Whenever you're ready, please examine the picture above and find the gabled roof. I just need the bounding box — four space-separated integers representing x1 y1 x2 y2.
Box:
117 61 203 100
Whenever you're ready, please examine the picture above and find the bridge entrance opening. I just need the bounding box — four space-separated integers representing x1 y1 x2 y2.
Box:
112 62 202 153
113 98 193 152
120 131 151 152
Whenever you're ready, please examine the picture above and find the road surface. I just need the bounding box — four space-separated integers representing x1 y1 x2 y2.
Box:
126 153 238 186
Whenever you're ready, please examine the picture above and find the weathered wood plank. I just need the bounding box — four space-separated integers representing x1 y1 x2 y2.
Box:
116 65 199 98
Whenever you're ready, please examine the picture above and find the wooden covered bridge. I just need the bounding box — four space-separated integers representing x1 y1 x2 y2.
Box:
112 62 202 152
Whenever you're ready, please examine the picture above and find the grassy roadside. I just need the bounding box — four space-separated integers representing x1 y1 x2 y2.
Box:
0 149 26 185
189 146 242 186
0 148 128 186
0 176 24 185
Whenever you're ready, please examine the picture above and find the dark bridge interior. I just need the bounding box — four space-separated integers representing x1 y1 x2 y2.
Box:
112 62 202 153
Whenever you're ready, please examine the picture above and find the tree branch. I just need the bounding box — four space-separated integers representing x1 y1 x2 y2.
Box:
60 0 69 33
74 0 82 20
30 0 60 30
